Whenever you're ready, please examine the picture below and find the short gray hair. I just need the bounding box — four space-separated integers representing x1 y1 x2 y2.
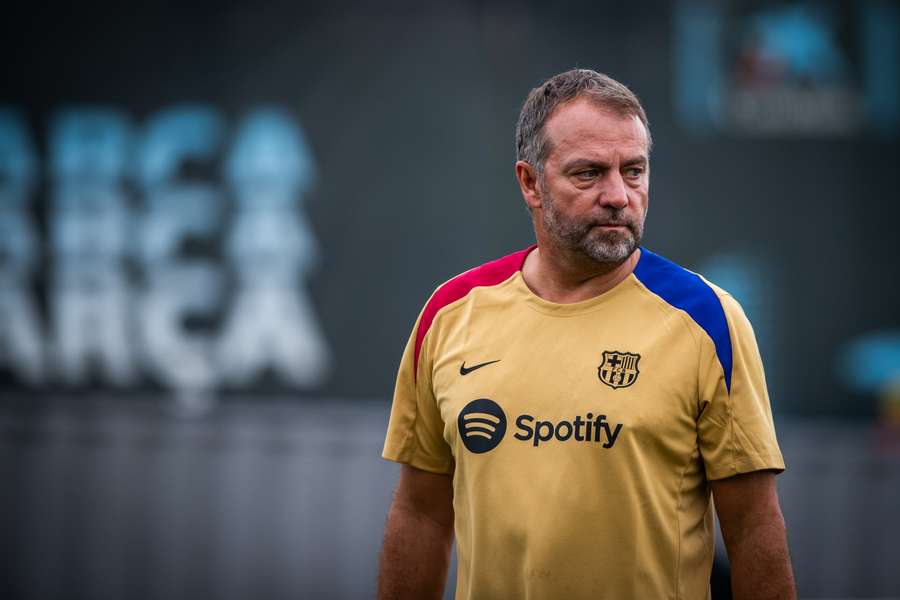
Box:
515 69 651 175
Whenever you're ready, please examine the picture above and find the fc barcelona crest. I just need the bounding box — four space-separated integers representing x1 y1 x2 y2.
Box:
598 351 641 389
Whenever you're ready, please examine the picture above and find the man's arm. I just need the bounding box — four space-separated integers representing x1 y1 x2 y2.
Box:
377 464 454 600
711 470 796 600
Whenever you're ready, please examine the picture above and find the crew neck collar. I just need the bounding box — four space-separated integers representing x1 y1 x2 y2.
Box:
512 245 642 316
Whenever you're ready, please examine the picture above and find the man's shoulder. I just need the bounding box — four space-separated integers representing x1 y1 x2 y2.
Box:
633 247 737 390
633 248 744 315
411 246 533 377
422 246 533 319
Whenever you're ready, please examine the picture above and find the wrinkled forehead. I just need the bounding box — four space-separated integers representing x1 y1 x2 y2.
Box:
544 98 650 160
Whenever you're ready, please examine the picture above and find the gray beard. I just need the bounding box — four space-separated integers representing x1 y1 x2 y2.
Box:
541 188 643 265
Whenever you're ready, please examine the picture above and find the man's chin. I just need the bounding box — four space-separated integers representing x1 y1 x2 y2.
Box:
581 239 638 265
578 231 638 264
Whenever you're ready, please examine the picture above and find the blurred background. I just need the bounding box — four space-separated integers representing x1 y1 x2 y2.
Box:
1 0 899 598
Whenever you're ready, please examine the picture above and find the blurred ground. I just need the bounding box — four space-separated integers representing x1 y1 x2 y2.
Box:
1 399 898 600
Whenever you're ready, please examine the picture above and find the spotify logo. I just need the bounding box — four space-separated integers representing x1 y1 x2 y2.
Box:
458 399 507 454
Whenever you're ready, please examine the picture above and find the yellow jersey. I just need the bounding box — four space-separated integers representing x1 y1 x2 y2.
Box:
383 246 784 599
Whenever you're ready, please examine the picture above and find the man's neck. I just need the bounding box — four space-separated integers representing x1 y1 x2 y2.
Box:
521 244 640 304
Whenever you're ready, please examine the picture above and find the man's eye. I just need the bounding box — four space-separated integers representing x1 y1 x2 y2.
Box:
575 169 598 179
624 167 644 179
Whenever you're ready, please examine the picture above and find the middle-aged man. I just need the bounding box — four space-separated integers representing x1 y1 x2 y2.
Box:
378 68 795 599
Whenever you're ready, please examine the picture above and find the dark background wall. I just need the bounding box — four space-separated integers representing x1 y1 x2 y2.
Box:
2 1 899 598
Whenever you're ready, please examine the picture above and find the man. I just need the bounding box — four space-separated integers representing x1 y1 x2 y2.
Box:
378 69 795 599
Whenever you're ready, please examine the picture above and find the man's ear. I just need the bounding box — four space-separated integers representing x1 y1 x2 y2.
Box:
515 161 542 212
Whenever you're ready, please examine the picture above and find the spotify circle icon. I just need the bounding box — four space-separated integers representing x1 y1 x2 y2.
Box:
458 399 507 454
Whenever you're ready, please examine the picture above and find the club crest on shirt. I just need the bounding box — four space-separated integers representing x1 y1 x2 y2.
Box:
598 351 641 389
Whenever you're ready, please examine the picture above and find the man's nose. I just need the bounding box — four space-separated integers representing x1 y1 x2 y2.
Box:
598 171 629 209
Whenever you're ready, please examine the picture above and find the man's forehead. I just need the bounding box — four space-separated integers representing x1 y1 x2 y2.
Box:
544 98 649 156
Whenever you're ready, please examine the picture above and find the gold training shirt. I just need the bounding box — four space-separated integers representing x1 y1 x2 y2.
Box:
383 246 785 600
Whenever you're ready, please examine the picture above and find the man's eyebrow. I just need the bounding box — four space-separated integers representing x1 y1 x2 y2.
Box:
621 156 648 167
562 156 648 171
562 158 609 171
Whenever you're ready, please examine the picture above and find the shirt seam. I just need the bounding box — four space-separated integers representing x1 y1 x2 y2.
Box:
673 441 700 600
717 294 738 474
408 322 453 473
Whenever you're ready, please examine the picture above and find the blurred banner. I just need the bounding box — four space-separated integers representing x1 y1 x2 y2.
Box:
1 107 330 407
675 0 900 136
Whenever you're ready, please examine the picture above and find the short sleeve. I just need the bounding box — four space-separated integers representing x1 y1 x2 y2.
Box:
382 310 453 474
697 292 785 481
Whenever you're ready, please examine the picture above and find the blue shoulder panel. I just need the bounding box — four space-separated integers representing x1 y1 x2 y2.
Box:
633 248 733 393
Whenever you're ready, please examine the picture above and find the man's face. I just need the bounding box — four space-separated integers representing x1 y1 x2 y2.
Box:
536 98 650 265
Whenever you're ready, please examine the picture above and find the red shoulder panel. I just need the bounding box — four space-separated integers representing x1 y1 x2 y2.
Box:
414 246 535 380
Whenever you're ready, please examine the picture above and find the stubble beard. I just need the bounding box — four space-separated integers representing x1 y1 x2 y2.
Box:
540 184 644 265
